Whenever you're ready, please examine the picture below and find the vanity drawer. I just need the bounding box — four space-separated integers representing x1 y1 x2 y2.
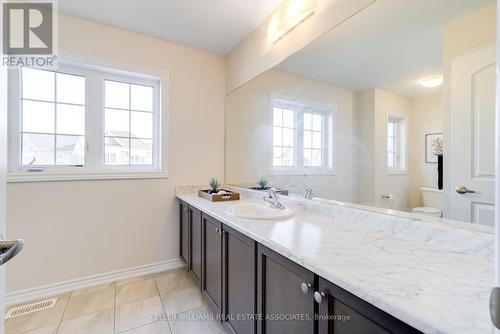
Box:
317 278 421 334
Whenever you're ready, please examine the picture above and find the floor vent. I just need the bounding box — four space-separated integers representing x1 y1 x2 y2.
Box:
5 298 58 319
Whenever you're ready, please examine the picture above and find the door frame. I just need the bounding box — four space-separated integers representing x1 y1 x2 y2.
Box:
0 63 8 334
495 2 500 332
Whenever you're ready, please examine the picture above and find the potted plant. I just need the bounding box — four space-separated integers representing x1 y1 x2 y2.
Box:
209 178 220 194
257 176 269 190
249 177 289 196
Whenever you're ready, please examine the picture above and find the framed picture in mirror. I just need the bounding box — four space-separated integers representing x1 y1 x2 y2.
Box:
425 133 444 163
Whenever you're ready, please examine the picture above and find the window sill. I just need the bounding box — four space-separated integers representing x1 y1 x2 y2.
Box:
269 169 336 176
7 171 169 183
386 170 408 176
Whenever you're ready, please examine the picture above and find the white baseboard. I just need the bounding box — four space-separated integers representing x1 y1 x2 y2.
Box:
6 258 184 307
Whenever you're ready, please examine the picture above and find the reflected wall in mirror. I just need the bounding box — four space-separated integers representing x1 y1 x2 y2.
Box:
225 0 496 226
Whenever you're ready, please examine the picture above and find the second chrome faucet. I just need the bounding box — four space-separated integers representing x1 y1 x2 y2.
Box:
263 189 285 210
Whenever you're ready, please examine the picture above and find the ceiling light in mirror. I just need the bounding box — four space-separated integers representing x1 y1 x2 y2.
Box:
419 75 444 88
268 0 317 43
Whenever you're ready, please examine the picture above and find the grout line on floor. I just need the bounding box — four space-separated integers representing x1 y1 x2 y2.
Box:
115 319 167 334
155 272 180 334
113 283 117 334
56 292 72 333
154 274 173 334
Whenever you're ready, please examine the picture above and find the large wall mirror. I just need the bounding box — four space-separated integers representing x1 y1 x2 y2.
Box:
225 0 496 227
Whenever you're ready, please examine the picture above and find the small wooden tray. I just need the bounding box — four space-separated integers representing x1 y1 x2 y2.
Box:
198 189 240 202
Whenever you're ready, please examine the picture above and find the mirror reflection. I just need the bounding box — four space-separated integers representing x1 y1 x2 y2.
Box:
225 0 496 226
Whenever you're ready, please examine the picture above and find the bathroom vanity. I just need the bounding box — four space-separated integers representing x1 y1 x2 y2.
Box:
177 187 493 334
186 1 497 333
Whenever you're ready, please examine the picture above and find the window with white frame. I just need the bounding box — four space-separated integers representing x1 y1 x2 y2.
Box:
20 68 86 167
104 80 154 166
8 62 164 181
387 116 406 172
272 99 333 173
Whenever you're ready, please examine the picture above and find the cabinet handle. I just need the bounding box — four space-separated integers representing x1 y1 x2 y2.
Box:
300 282 312 294
314 291 327 304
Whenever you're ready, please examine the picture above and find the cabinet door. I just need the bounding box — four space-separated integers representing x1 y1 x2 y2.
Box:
202 214 223 314
190 206 202 287
179 201 189 267
317 277 421 334
223 224 256 334
257 244 315 334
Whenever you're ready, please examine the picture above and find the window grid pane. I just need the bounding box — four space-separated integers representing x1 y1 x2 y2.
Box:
387 120 402 169
303 112 323 167
104 136 130 165
104 80 154 166
272 107 294 167
20 68 86 167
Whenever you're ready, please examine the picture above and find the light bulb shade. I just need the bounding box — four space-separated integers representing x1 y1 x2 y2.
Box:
268 0 317 43
419 75 443 88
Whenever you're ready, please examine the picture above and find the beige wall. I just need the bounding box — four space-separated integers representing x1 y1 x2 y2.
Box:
408 93 444 208
225 69 357 202
354 90 375 205
374 89 411 210
355 89 411 210
442 4 496 215
226 0 376 93
6 14 226 293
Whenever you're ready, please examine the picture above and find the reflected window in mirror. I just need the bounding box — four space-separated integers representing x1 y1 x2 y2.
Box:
273 107 295 167
303 113 322 167
272 99 333 174
387 116 407 174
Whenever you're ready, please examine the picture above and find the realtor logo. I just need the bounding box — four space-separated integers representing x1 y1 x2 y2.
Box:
2 1 57 67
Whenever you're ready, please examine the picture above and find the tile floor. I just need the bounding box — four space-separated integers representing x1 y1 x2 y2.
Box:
4 268 227 334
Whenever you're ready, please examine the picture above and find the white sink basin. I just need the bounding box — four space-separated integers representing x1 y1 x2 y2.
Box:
227 203 294 220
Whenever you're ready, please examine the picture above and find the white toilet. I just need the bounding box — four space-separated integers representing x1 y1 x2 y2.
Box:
412 187 443 218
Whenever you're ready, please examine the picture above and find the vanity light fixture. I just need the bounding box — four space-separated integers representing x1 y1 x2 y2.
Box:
419 75 443 88
269 0 317 43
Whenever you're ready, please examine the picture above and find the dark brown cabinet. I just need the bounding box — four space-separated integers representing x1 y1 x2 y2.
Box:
179 201 202 287
179 201 189 266
179 200 420 334
257 244 315 334
222 224 256 334
316 277 420 334
202 213 223 314
190 207 202 287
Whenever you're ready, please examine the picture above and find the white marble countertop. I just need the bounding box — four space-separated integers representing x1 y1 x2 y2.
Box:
176 188 494 334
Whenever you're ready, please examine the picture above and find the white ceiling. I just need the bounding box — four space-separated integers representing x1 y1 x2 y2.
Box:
276 0 495 97
59 0 282 55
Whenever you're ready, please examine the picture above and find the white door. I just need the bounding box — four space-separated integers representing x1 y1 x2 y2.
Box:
449 44 496 226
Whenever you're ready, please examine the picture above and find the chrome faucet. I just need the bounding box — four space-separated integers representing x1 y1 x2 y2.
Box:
304 186 314 200
263 189 285 210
